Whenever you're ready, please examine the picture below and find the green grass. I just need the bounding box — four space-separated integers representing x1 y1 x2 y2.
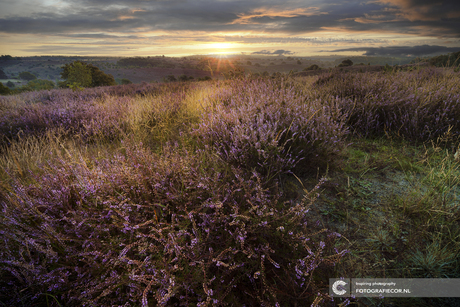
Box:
307 132 460 306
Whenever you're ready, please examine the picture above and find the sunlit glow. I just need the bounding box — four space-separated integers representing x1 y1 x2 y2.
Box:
207 42 234 50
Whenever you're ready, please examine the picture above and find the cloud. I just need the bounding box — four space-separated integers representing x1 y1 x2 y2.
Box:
376 0 460 21
67 33 140 39
232 7 328 25
330 45 460 57
251 49 294 55
0 0 459 56
0 0 458 38
220 35 386 45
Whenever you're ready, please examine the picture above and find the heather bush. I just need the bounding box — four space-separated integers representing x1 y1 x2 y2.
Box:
0 82 192 146
194 78 349 181
313 68 460 141
0 140 347 306
0 82 161 105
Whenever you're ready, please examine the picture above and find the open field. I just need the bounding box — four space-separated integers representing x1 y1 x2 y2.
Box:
1 67 460 306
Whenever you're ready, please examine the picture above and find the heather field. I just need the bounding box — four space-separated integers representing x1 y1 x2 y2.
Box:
1 68 460 306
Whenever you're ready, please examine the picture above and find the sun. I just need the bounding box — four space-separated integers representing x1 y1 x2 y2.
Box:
207 42 234 54
208 42 233 49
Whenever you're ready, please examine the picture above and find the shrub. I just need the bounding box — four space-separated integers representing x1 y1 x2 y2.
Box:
0 141 347 306
178 74 190 82
338 59 353 67
193 78 349 181
197 76 212 81
120 78 133 85
304 64 320 71
0 69 7 79
313 69 460 141
26 79 55 91
91 68 117 87
18 71 37 81
0 82 11 95
0 82 177 146
164 75 177 82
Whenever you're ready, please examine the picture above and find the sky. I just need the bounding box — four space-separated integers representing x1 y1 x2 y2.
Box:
0 0 459 58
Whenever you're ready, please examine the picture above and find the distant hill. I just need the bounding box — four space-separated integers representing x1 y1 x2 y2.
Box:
411 50 460 67
332 56 414 66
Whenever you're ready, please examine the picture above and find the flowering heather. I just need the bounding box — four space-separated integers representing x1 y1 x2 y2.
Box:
193 78 349 180
0 82 192 146
0 141 346 306
314 68 460 141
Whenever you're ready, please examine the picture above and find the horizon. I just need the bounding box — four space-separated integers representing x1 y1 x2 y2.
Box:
0 1 459 58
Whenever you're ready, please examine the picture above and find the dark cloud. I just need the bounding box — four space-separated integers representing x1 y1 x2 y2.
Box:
330 45 460 57
377 0 460 21
0 0 459 38
251 49 294 55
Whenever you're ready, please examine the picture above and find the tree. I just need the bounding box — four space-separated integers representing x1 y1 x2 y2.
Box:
338 59 353 67
0 83 11 95
304 64 320 71
19 71 37 81
91 68 116 87
61 62 92 88
60 61 116 88
6 81 14 88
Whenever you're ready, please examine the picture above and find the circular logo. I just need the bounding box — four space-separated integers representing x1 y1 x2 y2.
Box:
332 280 347 295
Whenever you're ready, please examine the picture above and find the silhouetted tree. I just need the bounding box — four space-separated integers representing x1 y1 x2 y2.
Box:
338 59 353 67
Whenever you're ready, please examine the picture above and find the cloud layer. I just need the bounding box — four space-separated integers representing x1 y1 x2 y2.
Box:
0 0 459 56
331 45 460 57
